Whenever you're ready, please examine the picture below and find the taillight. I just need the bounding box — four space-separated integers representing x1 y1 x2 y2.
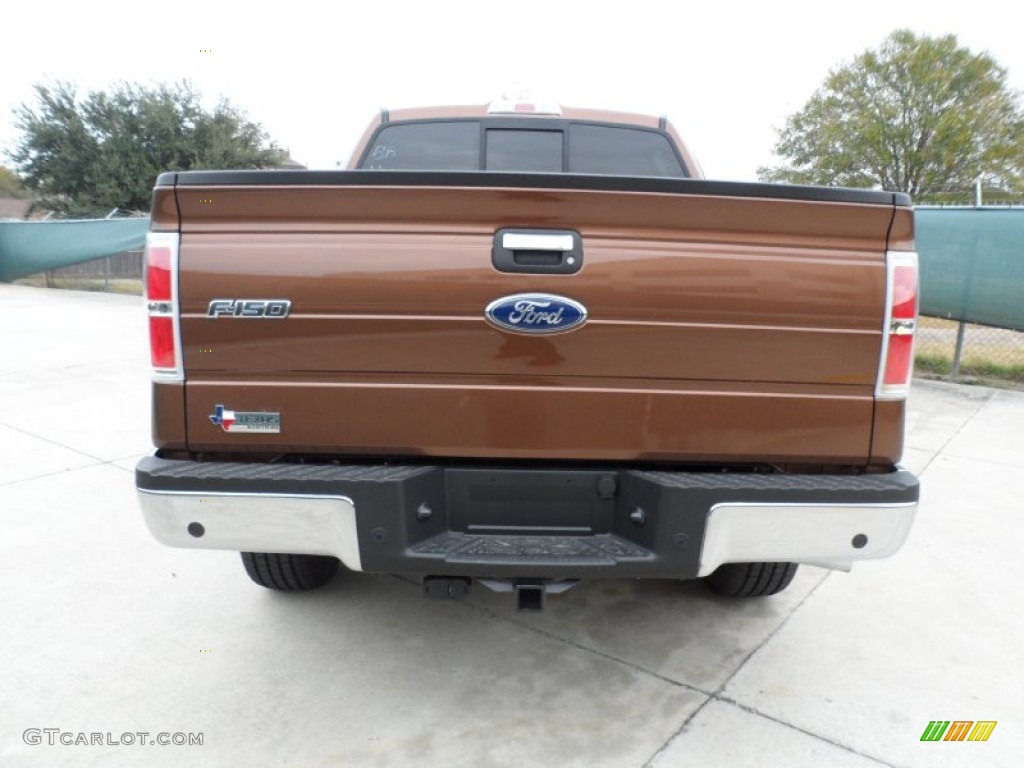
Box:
147 246 171 302
876 251 918 399
148 316 176 369
144 232 182 380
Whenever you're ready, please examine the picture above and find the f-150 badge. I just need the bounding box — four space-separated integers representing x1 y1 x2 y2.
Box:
209 404 281 433
484 293 587 335
207 299 291 318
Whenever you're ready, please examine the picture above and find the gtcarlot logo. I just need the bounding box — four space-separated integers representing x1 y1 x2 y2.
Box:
23 729 203 747
920 720 997 742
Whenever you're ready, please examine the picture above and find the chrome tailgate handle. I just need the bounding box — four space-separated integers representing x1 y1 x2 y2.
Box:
493 229 583 274
501 233 575 252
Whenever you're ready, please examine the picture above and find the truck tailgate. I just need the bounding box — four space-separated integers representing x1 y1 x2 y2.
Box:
166 172 901 464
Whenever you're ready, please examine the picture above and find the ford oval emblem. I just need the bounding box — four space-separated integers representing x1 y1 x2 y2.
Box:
484 293 588 335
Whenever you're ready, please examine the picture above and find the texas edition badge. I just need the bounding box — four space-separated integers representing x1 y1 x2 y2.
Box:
208 404 280 433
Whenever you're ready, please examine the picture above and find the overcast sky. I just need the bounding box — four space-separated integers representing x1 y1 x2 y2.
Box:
2 0 1022 181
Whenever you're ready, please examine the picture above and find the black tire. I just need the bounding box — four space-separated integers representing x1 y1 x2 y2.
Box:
241 552 339 591
704 561 798 598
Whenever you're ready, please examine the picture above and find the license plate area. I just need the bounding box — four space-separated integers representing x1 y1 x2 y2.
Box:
445 469 616 535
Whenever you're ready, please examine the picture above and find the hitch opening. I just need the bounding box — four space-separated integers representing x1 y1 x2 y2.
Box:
477 578 580 612
515 582 545 612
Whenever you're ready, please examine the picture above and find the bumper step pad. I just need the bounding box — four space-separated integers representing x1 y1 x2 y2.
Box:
411 531 651 565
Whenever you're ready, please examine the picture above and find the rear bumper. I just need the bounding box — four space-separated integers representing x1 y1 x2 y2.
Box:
136 456 919 579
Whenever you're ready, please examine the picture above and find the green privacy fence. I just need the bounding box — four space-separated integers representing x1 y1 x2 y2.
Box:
0 217 150 283
916 208 1024 332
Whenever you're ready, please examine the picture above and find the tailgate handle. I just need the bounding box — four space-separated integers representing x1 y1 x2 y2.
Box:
493 229 583 274
502 233 574 251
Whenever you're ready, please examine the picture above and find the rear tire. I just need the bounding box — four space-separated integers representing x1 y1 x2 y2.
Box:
241 552 339 591
704 562 798 597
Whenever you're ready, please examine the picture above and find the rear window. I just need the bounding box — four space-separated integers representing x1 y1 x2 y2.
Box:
360 120 687 177
569 125 682 177
362 122 479 170
486 130 562 172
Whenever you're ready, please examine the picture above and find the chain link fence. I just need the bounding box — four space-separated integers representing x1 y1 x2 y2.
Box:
916 317 1024 386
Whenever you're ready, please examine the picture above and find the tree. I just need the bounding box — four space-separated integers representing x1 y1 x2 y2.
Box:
759 30 1024 200
0 165 30 198
7 81 281 216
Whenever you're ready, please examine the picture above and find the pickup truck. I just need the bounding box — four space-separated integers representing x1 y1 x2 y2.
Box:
136 102 920 611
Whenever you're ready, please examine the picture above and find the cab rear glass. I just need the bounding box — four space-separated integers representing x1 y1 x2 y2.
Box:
362 121 479 171
360 120 688 177
568 124 683 177
486 129 562 172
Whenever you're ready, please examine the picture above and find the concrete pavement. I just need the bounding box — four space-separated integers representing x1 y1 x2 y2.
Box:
1 284 1021 767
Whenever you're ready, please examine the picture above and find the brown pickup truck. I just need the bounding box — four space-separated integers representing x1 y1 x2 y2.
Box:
136 103 919 610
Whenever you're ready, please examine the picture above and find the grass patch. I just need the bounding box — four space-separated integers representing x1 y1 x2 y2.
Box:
958 360 1024 384
915 352 1024 387
914 353 952 377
